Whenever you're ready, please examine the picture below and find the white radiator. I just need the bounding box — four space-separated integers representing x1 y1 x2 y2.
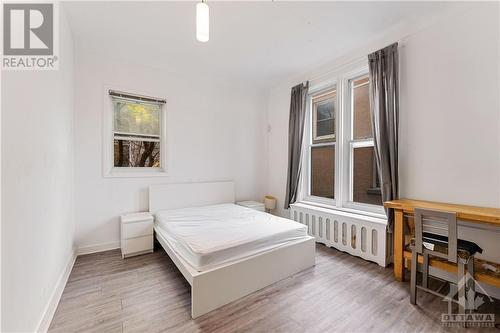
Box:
290 203 388 267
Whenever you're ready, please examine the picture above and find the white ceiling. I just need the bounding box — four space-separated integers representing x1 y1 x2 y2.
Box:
64 1 466 88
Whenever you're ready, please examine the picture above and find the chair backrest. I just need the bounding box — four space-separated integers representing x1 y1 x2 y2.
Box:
414 208 457 263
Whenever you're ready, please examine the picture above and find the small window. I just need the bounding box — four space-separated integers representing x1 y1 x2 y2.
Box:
113 98 161 167
312 90 336 144
104 89 166 176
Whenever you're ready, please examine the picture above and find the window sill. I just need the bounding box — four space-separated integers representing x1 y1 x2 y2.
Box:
292 200 387 225
103 168 168 178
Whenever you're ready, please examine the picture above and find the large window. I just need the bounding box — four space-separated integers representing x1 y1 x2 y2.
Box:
302 65 384 215
104 89 167 176
349 75 382 206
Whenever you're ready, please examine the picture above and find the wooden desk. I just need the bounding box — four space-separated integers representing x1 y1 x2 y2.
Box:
384 199 500 281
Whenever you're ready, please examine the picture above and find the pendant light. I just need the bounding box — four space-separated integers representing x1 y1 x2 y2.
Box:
196 0 209 42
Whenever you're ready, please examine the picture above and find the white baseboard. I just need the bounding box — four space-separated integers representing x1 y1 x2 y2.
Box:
76 241 120 256
35 250 76 333
34 242 120 332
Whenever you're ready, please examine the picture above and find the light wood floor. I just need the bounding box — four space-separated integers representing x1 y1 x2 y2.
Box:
49 244 499 333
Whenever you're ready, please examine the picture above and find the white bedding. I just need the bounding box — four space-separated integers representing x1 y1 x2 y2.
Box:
155 203 309 272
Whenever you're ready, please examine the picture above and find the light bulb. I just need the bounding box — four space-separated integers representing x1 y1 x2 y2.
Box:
196 2 209 42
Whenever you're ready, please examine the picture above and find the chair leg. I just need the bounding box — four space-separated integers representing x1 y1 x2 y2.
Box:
448 284 457 314
467 257 475 312
410 249 417 305
422 253 429 289
458 259 466 314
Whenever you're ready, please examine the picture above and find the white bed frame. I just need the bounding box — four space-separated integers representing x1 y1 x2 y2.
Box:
149 181 316 318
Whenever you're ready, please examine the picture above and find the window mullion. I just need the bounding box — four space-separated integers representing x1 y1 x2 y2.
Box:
336 76 345 209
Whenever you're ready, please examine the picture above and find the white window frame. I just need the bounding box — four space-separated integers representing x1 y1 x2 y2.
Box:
302 82 338 207
102 87 168 178
299 61 385 217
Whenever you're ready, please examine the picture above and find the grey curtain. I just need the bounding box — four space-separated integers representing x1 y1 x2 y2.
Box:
284 82 309 209
368 43 399 230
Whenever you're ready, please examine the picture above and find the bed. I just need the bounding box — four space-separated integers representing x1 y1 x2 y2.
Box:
149 181 315 318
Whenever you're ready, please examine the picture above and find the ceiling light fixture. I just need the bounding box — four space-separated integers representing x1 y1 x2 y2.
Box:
196 0 209 42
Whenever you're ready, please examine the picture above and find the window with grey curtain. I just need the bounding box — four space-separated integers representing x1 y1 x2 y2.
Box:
368 43 399 230
284 82 309 209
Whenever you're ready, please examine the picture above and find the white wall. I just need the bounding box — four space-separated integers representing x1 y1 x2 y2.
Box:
398 2 499 263
1 8 75 333
398 3 499 207
74 52 268 251
266 3 499 261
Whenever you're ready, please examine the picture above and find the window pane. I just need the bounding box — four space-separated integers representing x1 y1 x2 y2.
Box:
114 139 160 167
352 77 372 140
317 102 334 121
311 146 335 199
113 98 160 136
353 146 382 205
316 101 334 138
313 91 336 143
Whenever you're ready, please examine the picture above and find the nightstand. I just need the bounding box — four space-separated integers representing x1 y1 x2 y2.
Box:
120 212 154 259
236 200 265 212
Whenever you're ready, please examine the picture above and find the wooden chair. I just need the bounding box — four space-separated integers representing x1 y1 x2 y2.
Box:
409 208 482 313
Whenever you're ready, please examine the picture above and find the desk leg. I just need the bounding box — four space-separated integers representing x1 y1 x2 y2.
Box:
393 210 404 281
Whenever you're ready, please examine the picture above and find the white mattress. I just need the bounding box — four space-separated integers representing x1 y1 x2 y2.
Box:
155 203 309 272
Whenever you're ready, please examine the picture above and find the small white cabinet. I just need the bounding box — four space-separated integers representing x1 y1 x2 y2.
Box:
120 212 154 259
236 200 265 212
